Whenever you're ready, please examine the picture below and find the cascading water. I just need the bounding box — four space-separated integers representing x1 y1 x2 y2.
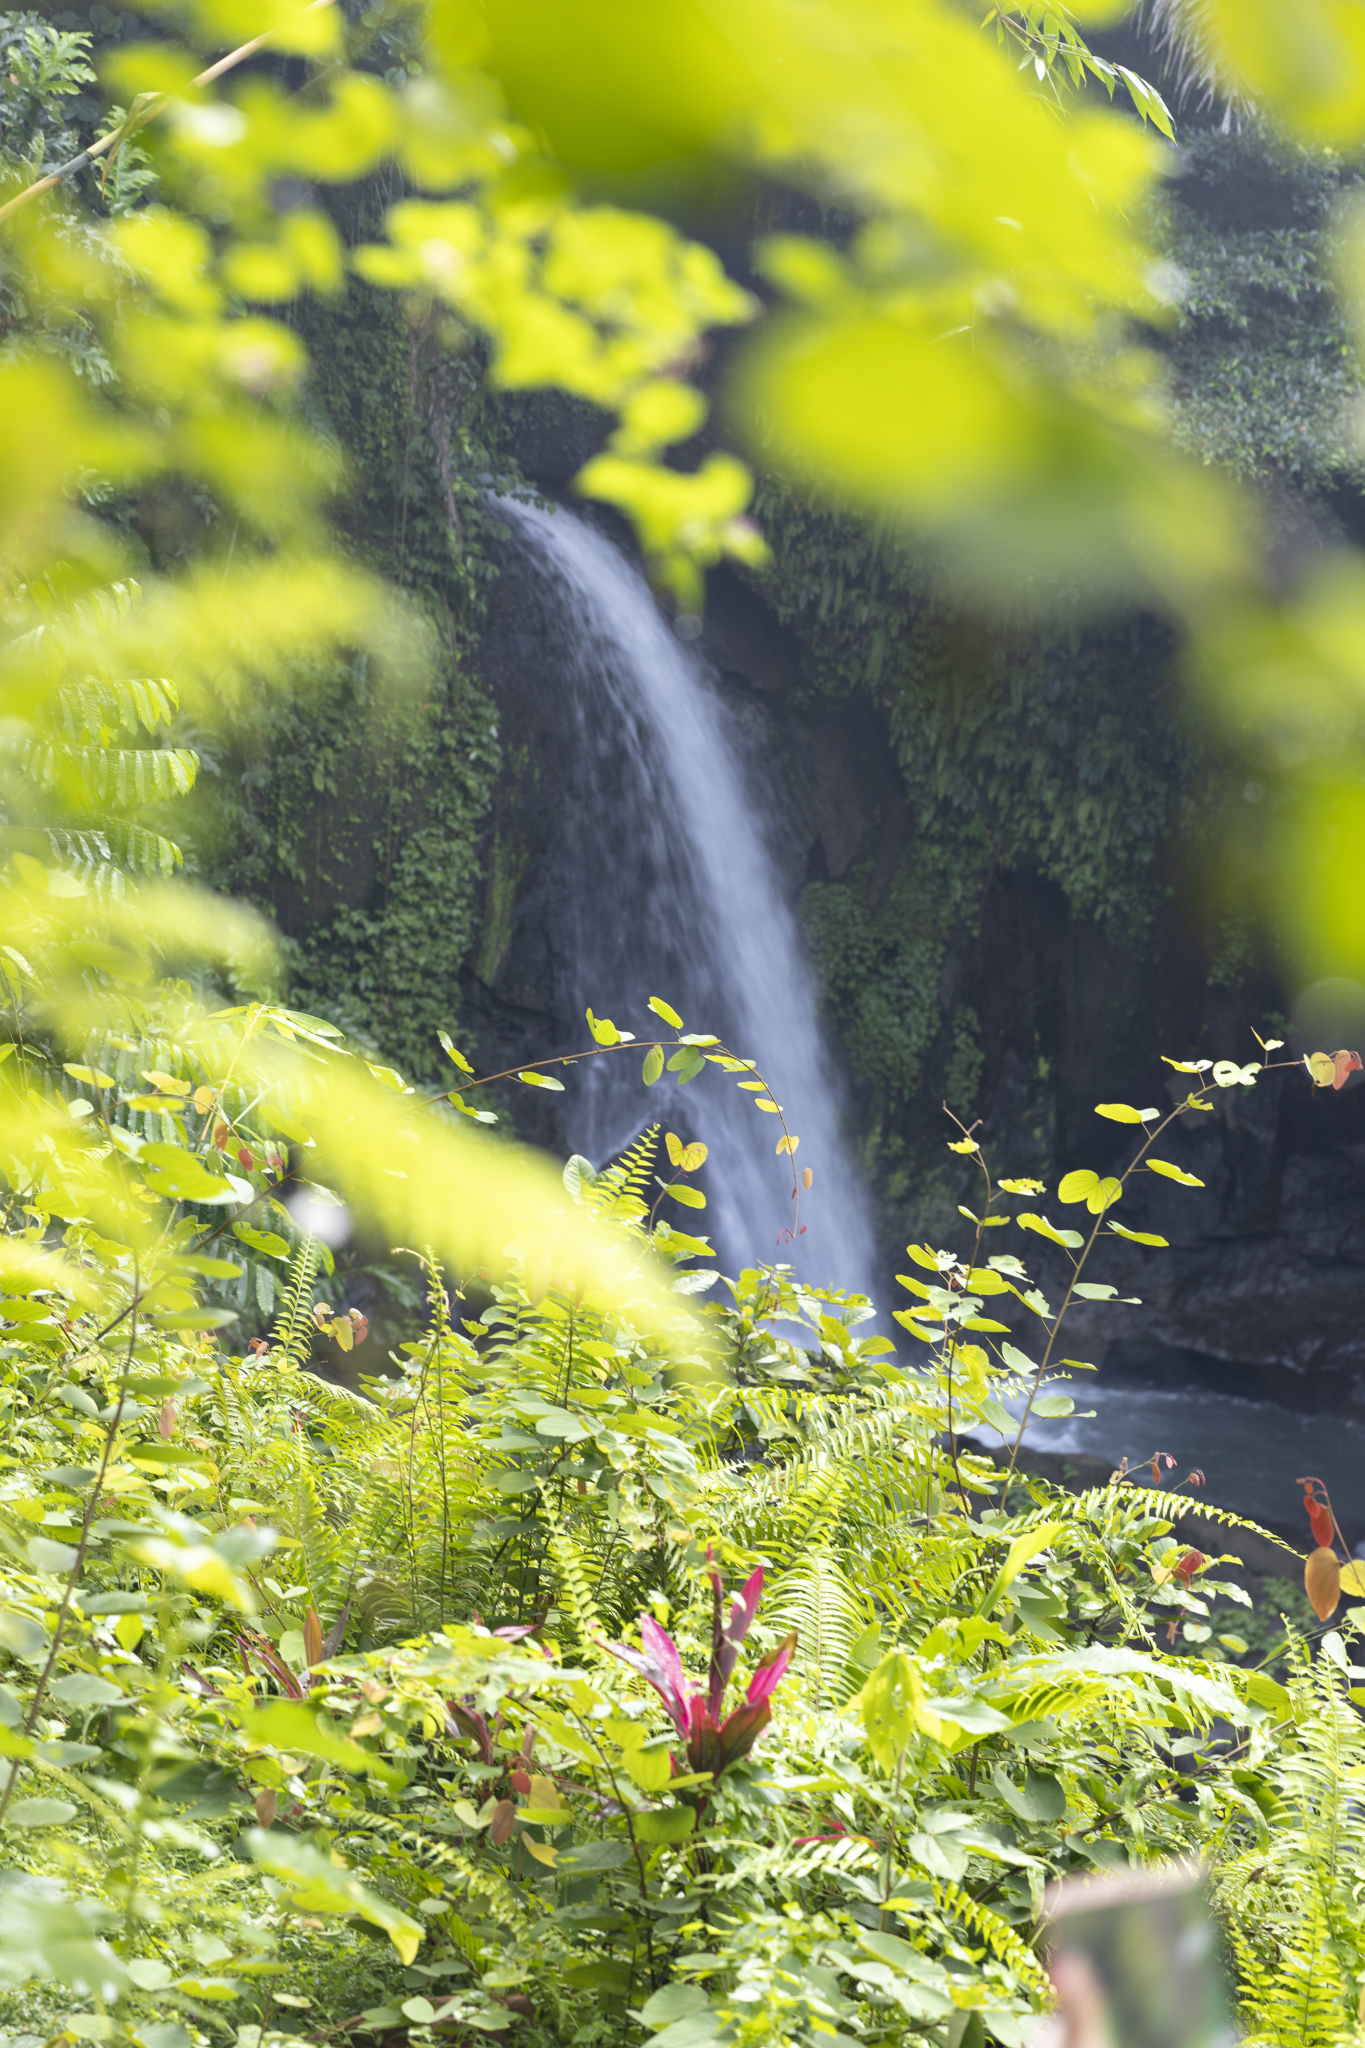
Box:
494 495 877 1302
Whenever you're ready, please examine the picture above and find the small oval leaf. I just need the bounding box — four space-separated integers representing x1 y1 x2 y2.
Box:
1306 1546 1342 1621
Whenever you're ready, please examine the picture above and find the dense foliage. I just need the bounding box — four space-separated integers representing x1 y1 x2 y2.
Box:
0 979 1360 2048
12 4 1365 2048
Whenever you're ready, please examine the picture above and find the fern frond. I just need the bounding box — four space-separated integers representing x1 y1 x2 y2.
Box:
930 1878 1051 1997
270 1235 321 1371
766 1550 869 1709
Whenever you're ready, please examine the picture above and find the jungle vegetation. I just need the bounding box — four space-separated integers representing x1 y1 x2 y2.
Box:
6 4 1365 2048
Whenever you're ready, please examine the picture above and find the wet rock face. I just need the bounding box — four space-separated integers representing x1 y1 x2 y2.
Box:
1052 1065 1365 1419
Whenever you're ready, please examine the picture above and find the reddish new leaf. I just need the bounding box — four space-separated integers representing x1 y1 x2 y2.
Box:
1173 1549 1205 1587
1333 1049 1363 1090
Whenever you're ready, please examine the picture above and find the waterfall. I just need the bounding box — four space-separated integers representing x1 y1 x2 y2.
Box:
494 496 878 1304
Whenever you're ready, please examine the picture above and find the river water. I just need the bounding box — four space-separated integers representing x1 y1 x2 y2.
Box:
982 1382 1365 1536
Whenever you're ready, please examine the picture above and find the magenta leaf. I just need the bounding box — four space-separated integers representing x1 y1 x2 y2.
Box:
745 1632 796 1708
707 1560 765 1713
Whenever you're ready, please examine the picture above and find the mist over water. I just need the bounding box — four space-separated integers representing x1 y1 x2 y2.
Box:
496 496 877 1301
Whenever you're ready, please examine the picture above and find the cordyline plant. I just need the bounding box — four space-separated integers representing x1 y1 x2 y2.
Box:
607 1560 795 1785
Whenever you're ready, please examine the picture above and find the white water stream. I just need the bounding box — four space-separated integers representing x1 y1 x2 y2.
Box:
496 497 877 1302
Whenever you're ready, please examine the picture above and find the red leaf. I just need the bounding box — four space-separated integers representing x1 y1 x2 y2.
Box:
1333 1049 1363 1091
1173 1549 1205 1586
1309 1500 1335 1548
489 1797 516 1846
511 1769 531 1796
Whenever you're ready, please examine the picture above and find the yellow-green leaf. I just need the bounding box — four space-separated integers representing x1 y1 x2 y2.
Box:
1108 1222 1169 1248
247 1830 423 1962
1146 1159 1204 1188
1017 1213 1083 1250
243 1702 403 1788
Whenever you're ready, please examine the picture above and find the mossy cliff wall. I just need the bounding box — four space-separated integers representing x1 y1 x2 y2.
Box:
195 270 508 1083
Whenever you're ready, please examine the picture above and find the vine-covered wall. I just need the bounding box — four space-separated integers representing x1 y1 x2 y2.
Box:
194 265 513 1082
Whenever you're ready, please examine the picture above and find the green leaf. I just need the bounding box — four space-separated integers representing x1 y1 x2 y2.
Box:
246 1829 423 1961
668 1183 706 1209
978 1523 1063 1618
50 1674 125 1706
1094 1103 1157 1123
1057 1169 1098 1204
26 1537 78 1572
667 1048 705 1084
242 1701 402 1787
635 1805 696 1844
1016 1213 1083 1250
6 1798 77 1828
640 1986 709 2031
1244 1671 1292 1717
648 997 683 1028
138 1144 244 1206
585 1009 620 1046
623 1743 674 1793
437 1029 474 1074
233 1223 291 1258
517 1070 565 1091
1033 1395 1075 1417
125 1441 215 1467
642 1045 664 1086
0 1611 48 1659
1108 1222 1168 1247
557 1839 634 1872
1146 1159 1203 1187
77 1591 150 1615
56 1384 99 1417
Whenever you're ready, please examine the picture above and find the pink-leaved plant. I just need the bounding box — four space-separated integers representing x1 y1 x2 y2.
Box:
606 1557 795 1779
